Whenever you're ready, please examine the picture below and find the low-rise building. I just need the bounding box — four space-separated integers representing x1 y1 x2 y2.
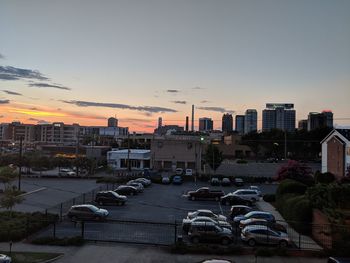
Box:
107 149 151 170
321 129 350 180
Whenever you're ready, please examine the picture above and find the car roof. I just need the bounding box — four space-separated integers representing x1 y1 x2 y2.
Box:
71 204 97 209
231 205 250 208
196 209 213 213
247 211 273 216
243 225 270 231
192 216 216 221
243 218 267 223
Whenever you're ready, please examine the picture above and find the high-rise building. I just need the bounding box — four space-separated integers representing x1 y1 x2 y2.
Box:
235 115 245 135
222 113 233 133
307 111 333 131
158 117 162 129
199 118 213 132
191 105 195 131
244 109 257 134
108 117 118 127
262 103 296 132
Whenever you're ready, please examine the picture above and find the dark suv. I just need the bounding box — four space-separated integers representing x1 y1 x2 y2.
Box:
67 204 109 221
95 191 127 206
220 194 252 206
188 222 233 245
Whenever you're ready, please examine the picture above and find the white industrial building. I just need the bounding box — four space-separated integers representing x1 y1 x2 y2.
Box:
107 149 151 170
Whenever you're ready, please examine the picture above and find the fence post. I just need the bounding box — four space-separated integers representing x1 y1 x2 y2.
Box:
26 217 30 237
53 222 56 239
174 221 177 244
299 233 301 249
60 203 63 221
81 221 85 239
92 190 94 201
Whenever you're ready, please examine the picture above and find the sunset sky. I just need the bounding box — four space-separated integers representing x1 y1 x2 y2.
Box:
1 0 350 132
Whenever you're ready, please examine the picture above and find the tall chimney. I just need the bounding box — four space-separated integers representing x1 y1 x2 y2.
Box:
191 104 194 131
185 116 189 132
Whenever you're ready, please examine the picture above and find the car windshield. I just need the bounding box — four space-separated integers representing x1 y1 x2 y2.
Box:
111 191 121 198
86 205 99 212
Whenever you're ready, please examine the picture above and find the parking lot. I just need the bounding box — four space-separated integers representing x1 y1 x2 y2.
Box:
36 179 278 245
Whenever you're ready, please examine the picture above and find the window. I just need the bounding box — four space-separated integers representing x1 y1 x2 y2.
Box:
347 147 350 156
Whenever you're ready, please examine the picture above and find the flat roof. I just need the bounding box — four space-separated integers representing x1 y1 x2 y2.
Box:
109 149 150 154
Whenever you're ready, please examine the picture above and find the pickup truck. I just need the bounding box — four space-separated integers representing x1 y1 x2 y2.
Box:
187 187 225 201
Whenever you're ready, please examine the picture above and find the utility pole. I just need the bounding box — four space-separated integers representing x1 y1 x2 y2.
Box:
75 131 80 176
284 130 287 160
18 136 23 191
127 132 131 172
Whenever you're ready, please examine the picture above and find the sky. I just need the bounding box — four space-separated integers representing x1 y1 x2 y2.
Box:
0 0 350 132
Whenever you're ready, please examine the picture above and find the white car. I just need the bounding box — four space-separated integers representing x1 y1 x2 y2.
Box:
175 168 183 175
187 209 227 221
59 168 76 176
231 189 261 202
249 186 262 196
185 169 193 176
0 254 11 263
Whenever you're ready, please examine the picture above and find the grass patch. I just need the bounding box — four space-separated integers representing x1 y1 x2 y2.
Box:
0 251 62 263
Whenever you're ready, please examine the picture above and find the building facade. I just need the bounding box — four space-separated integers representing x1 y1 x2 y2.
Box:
235 115 245 135
199 118 213 132
107 149 151 170
262 103 296 132
321 129 350 180
151 135 202 173
222 113 233 133
307 111 333 131
244 109 257 134
107 117 118 127
298 120 308 130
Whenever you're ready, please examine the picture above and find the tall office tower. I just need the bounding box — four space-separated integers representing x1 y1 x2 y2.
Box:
322 110 333 128
262 103 296 132
235 115 245 135
185 116 189 132
158 117 163 129
222 113 233 133
191 104 195 131
307 111 333 131
244 109 257 134
108 117 118 127
199 117 213 132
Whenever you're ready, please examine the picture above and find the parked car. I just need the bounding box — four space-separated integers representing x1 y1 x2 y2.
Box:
134 178 152 187
231 189 260 202
233 178 244 187
67 204 109 221
58 168 76 177
188 222 233 245
126 181 144 192
95 191 127 206
221 178 231 186
161 176 171 184
210 177 221 186
187 209 227 221
172 175 183 185
249 186 262 197
185 169 193 176
234 211 275 225
241 225 290 247
114 185 138 196
328 257 350 263
229 205 254 220
0 254 11 263
175 168 183 175
187 187 225 201
182 216 232 232
220 193 253 206
239 218 287 233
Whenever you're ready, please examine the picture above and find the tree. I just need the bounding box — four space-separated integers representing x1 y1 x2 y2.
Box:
0 166 18 189
53 156 72 173
30 154 51 176
0 188 23 215
205 144 223 173
276 160 314 185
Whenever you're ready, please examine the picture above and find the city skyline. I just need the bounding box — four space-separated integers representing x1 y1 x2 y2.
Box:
1 1 350 132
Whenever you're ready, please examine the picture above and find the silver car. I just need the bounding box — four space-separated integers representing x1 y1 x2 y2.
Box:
231 189 260 202
187 210 227 221
126 181 144 192
0 254 11 263
241 225 290 247
182 216 232 232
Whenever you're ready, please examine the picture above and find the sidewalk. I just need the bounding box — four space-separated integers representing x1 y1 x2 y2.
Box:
0 242 326 263
256 200 323 251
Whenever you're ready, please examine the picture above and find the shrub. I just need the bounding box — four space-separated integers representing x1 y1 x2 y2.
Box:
276 179 307 199
263 194 276 202
255 248 273 257
236 159 247 164
276 160 314 186
314 171 335 184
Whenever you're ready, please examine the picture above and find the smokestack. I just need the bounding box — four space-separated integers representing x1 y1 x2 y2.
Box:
191 104 194 131
185 116 189 132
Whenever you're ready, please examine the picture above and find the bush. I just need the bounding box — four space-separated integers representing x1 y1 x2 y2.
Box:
236 159 247 164
263 194 276 202
276 179 307 199
314 171 335 184
255 248 273 257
